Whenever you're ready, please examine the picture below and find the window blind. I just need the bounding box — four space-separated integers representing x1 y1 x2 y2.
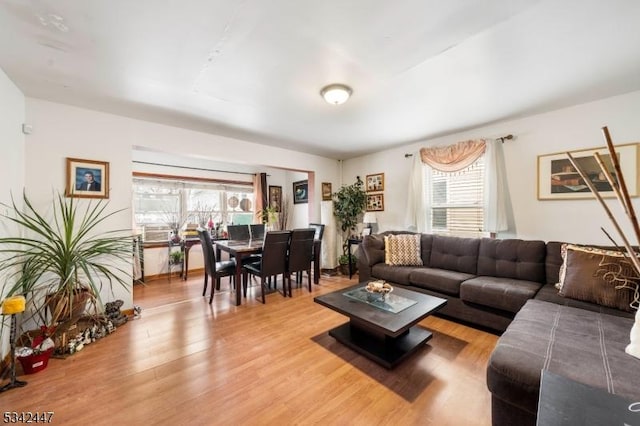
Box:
429 157 485 237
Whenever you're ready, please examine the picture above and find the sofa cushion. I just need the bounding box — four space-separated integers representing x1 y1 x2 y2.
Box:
362 234 386 267
461 276 542 313
487 300 640 417
535 284 635 319
558 244 639 312
370 264 413 285
408 268 475 296
477 238 546 283
384 234 423 266
429 235 480 274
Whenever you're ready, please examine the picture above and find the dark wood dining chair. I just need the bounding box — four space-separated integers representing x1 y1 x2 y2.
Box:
227 224 250 241
285 228 316 297
250 223 265 240
242 230 291 303
309 223 325 284
197 229 236 303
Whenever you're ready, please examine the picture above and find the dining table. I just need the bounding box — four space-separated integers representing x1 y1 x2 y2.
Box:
215 239 264 305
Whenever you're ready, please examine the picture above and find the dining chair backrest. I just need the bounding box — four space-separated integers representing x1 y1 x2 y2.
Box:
197 228 216 275
288 228 315 273
260 231 291 277
250 223 266 240
227 224 250 241
309 223 325 241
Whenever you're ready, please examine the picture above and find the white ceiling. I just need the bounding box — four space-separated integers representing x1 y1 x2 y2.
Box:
2 0 640 159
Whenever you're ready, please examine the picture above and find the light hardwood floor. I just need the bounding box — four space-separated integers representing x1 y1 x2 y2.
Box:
2 274 498 425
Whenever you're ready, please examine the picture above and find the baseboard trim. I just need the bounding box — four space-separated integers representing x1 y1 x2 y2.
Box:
139 268 205 283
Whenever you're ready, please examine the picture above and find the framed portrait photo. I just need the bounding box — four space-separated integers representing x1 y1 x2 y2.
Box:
366 193 384 211
268 185 282 212
66 158 109 199
366 173 384 192
537 143 639 200
321 182 332 201
293 180 308 204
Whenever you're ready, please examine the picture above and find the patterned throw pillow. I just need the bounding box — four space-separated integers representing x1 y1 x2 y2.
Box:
384 234 423 266
557 244 639 312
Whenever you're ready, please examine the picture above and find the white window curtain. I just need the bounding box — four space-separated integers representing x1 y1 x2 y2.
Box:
483 139 508 233
405 138 509 234
405 154 430 232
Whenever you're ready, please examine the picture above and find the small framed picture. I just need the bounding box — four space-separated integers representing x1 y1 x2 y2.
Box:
66 158 109 199
366 193 384 211
321 182 332 201
268 185 282 212
366 173 384 192
293 180 308 204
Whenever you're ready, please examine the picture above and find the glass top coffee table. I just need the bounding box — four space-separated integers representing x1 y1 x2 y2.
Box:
314 283 447 369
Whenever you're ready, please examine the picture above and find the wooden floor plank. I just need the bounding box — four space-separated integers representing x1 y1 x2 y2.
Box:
1 274 498 425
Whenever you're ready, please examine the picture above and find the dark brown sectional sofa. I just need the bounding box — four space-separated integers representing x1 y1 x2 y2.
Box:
357 231 640 426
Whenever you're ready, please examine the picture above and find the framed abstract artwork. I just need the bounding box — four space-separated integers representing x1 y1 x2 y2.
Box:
293 180 308 204
537 143 638 200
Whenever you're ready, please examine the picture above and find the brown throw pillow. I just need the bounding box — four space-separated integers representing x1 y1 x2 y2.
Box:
558 244 639 312
384 234 423 266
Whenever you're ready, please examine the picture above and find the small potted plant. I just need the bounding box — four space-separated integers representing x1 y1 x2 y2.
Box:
169 250 184 265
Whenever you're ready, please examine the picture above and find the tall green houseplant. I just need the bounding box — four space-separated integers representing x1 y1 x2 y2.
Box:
0 192 132 334
333 177 367 263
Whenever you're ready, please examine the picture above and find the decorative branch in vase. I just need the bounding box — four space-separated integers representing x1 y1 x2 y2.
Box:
566 126 640 359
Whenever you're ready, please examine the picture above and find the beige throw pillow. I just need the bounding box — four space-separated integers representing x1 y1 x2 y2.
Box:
558 244 639 312
384 234 423 266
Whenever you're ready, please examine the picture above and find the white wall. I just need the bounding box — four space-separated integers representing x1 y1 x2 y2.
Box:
0 68 25 359
24 98 343 295
343 90 640 245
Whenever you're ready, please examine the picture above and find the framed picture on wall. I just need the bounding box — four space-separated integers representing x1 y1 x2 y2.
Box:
366 193 384 211
66 157 109 199
268 185 282 212
537 143 639 200
366 173 384 192
293 180 308 204
321 182 332 201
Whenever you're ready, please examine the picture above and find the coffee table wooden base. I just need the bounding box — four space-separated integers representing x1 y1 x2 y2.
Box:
328 321 433 369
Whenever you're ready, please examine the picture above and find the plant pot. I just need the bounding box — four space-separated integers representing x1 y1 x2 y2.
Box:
339 263 357 276
45 288 92 324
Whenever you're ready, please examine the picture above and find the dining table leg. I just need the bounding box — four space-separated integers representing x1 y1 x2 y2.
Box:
234 255 243 306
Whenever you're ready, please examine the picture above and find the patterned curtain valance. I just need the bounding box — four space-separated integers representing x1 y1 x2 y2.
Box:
419 139 486 172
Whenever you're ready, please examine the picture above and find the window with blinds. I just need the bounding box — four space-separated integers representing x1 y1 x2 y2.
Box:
133 177 254 242
428 156 485 237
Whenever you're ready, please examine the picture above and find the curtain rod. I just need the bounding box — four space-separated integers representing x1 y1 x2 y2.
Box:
404 134 515 157
133 160 260 176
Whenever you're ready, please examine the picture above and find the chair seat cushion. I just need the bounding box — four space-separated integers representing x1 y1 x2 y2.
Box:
216 259 236 273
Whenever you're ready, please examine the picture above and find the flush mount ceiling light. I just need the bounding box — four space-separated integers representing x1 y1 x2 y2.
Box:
320 84 352 105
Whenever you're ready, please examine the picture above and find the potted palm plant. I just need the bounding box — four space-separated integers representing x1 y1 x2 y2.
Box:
0 191 132 343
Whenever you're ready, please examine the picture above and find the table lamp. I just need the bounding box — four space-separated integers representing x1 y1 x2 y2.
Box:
0 295 27 393
362 212 377 232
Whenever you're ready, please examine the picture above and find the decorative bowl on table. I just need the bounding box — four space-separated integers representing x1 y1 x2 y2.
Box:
365 280 393 301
